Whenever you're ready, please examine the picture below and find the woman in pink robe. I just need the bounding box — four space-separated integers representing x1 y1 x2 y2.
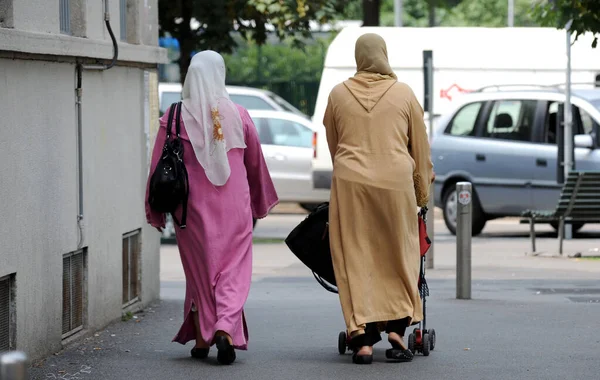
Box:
145 51 278 365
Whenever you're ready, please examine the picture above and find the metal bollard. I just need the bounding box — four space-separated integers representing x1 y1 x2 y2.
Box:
0 351 29 380
456 182 472 300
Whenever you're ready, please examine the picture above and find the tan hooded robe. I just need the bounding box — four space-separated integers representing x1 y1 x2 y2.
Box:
323 33 433 335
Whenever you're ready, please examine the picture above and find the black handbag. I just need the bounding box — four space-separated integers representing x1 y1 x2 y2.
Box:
147 102 190 229
285 202 338 293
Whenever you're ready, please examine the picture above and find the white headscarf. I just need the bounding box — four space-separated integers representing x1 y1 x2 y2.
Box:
181 51 246 186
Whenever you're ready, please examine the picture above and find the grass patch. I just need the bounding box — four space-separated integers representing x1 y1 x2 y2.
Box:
252 238 285 244
121 311 134 322
579 256 600 261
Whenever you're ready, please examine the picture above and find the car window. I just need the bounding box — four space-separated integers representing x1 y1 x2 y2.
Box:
483 100 536 142
579 108 595 135
266 118 313 148
265 92 306 117
229 94 275 111
544 102 594 144
250 117 273 145
446 102 483 137
160 91 181 114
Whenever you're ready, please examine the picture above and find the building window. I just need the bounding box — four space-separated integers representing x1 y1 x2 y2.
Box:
122 230 141 306
0 274 16 351
59 0 71 34
62 250 86 338
120 0 127 41
0 0 14 28
59 0 85 37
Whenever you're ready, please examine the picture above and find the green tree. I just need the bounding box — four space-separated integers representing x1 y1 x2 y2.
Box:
223 37 330 83
531 0 600 47
360 0 464 27
159 0 347 83
440 0 538 27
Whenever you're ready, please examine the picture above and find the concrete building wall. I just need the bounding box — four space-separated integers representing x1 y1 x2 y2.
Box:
12 0 58 34
0 0 165 360
0 59 80 358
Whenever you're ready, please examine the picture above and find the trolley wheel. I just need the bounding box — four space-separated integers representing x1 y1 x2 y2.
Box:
422 333 430 356
408 333 416 354
429 329 436 351
338 331 347 355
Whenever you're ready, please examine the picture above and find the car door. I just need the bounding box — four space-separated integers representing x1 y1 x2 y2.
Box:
532 100 600 209
258 117 314 201
573 104 600 171
468 99 538 215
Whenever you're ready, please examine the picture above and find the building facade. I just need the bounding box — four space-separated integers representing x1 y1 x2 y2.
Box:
0 0 166 360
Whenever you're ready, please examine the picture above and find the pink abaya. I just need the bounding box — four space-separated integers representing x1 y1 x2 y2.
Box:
145 104 278 350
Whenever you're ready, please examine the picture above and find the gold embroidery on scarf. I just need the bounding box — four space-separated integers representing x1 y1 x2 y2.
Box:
211 107 224 142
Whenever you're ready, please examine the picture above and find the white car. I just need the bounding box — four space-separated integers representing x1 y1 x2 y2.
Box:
159 83 308 119
247 110 329 209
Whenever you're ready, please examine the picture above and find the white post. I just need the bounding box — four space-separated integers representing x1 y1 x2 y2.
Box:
564 21 573 240
507 0 514 27
394 0 403 27
0 351 29 380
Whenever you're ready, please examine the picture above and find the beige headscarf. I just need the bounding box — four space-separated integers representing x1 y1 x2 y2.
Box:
344 33 398 112
354 33 397 80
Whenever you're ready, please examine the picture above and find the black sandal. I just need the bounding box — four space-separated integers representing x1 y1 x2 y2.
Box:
215 336 236 365
190 347 209 359
349 333 373 365
385 338 414 362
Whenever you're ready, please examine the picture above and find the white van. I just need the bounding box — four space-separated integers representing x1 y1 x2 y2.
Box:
311 26 600 193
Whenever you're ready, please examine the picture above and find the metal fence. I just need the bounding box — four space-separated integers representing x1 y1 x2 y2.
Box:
227 81 320 117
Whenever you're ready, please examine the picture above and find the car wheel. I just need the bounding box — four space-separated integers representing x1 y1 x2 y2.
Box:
550 222 584 233
442 185 486 236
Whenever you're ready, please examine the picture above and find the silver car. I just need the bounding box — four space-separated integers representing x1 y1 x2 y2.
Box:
248 110 326 208
431 86 600 235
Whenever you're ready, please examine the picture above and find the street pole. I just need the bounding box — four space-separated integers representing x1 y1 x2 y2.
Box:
564 20 573 240
423 50 434 269
507 0 514 27
0 351 29 380
394 0 403 27
456 182 472 300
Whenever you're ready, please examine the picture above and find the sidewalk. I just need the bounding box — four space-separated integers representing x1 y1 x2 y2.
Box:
31 276 600 380
30 218 600 380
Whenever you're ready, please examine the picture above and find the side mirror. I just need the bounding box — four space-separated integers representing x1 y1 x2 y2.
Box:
574 134 594 149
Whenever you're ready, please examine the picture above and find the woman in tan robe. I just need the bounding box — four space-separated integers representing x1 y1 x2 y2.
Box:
323 33 433 365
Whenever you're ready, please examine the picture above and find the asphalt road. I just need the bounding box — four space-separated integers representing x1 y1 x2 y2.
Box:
31 276 600 380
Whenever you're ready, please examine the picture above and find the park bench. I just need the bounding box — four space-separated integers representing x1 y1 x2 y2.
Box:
520 170 600 254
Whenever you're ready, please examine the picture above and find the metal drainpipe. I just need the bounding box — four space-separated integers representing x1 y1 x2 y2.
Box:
75 0 119 248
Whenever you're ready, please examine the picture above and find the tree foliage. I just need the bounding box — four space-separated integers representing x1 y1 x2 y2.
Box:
531 0 600 47
223 37 330 83
158 0 347 82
